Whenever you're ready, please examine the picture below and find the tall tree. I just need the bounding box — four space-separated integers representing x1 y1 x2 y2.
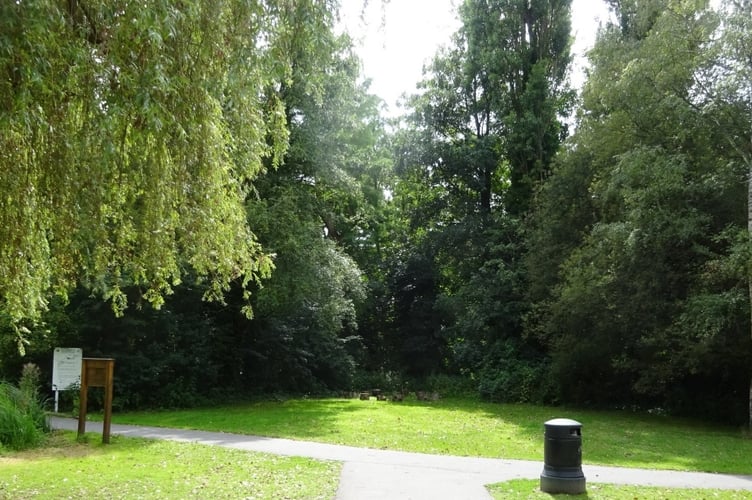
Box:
692 0 752 428
240 19 389 391
0 1 334 342
465 0 572 215
405 0 572 217
1 1 386 399
388 0 572 384
527 0 752 422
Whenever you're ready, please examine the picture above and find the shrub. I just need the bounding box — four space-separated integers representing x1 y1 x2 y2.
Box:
351 370 405 393
424 373 476 398
0 385 48 450
0 363 49 450
477 340 552 404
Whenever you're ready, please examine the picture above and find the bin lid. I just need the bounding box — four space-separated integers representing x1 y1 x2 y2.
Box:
544 418 581 427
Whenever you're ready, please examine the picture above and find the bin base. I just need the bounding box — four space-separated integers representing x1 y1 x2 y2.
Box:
540 473 586 494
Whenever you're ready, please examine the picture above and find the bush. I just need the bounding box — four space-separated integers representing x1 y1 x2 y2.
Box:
423 373 476 398
351 370 405 393
477 340 552 404
0 364 49 450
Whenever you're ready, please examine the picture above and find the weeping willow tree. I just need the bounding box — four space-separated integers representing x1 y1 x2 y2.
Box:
0 0 337 343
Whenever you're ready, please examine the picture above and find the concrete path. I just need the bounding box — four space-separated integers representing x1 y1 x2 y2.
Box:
49 417 752 499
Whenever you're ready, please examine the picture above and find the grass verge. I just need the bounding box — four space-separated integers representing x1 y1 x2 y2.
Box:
110 397 752 474
0 430 340 499
487 479 752 499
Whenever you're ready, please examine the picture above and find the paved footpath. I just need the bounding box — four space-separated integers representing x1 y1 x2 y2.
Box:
50 417 752 499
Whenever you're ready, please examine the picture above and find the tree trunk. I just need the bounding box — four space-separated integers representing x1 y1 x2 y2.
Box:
748 146 752 432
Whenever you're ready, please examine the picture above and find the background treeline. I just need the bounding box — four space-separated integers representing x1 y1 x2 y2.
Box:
1 0 751 426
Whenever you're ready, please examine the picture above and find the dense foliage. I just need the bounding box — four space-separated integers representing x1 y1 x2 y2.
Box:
1 0 751 426
0 0 318 336
0 364 48 450
526 0 752 423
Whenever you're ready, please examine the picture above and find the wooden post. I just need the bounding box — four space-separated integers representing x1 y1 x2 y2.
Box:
77 358 115 444
76 370 87 437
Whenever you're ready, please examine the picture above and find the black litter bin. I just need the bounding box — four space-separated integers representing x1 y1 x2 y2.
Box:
540 418 586 494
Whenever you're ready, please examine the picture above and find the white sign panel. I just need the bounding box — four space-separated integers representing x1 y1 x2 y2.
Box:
52 347 82 391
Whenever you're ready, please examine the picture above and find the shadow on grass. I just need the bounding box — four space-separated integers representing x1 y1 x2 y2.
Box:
114 397 752 475
404 398 752 474
0 429 162 463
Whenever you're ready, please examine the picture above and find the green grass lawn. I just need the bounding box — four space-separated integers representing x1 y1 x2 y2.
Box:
487 479 752 499
0 430 340 499
111 397 752 474
5 397 752 499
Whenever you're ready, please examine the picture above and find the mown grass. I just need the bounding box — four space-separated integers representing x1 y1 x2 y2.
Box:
487 479 752 499
0 430 340 499
112 397 752 474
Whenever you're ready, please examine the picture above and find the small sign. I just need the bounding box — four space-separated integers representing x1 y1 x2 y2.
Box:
84 358 111 387
52 347 82 391
78 358 115 444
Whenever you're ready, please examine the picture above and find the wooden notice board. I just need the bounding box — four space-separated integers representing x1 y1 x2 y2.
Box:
77 358 115 444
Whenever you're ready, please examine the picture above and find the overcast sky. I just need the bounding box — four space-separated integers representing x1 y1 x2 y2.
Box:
339 0 613 115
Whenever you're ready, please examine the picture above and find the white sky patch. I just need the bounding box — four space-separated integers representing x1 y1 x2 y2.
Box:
339 0 460 115
339 0 612 115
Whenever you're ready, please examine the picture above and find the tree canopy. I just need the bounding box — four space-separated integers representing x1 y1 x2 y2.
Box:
3 0 752 427
0 0 339 329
